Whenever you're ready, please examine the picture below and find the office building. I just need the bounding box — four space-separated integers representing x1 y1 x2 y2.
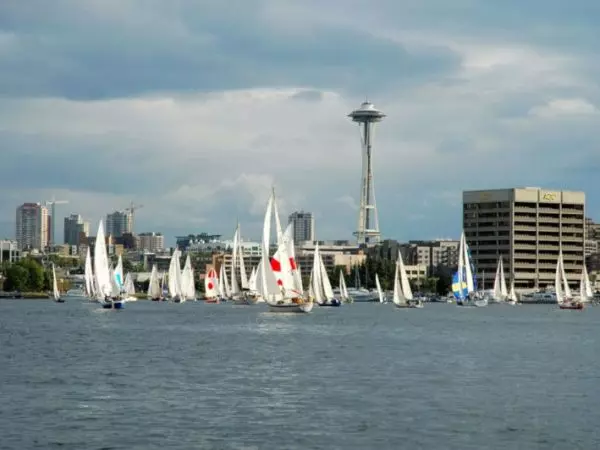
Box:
106 211 132 238
15 203 49 250
463 187 585 291
138 232 165 252
64 214 90 246
288 211 315 244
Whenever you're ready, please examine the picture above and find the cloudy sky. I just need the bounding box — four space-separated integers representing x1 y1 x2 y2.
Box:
1 0 599 245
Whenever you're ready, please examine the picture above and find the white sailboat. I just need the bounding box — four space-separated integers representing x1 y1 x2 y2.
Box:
94 220 124 309
262 188 312 313
375 273 385 303
217 264 227 301
392 254 407 307
84 247 95 300
182 255 196 301
311 242 341 307
147 265 162 301
507 279 518 305
579 264 593 304
455 231 485 307
167 248 185 302
492 256 508 303
556 250 583 310
114 255 124 295
52 263 64 303
338 270 351 303
122 273 137 301
204 268 219 302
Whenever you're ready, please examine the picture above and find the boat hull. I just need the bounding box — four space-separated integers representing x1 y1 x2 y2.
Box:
268 301 313 313
318 299 342 307
559 302 584 310
101 300 125 309
55 298 65 303
205 298 219 304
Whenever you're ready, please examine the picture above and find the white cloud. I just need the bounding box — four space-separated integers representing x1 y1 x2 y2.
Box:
528 98 599 118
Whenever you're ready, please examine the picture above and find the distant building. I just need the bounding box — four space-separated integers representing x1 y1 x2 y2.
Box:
463 187 585 291
175 234 222 251
369 239 458 275
288 211 315 244
106 211 132 238
138 232 165 252
16 202 49 250
0 240 20 263
64 214 90 246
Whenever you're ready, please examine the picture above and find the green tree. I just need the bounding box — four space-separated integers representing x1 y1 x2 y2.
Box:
18 258 45 291
4 265 29 291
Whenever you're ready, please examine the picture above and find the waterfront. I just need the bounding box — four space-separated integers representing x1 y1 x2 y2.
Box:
1 301 599 449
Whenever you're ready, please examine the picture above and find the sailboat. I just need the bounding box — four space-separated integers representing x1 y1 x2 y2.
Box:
167 248 185 303
578 264 593 304
375 273 386 303
147 265 162 301
262 188 312 313
392 251 422 308
122 273 137 301
453 231 486 307
311 242 341 307
492 256 508 303
84 247 96 300
556 251 583 310
52 263 64 303
507 279 518 305
204 268 219 303
338 270 352 303
182 255 196 301
93 220 124 309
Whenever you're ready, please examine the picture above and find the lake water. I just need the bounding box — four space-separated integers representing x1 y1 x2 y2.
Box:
0 300 598 449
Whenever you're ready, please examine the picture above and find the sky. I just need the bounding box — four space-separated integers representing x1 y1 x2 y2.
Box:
1 0 599 245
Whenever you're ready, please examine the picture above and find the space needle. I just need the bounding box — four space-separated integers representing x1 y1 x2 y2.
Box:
348 101 385 246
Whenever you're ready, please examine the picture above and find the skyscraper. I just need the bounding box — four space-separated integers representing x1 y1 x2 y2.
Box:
64 214 90 246
16 203 49 250
106 211 132 238
288 211 315 244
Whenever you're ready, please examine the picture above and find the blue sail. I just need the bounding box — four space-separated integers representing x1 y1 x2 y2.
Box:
452 270 468 299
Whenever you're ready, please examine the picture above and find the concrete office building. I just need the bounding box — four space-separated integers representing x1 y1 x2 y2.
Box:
16 203 49 250
138 232 165 252
64 214 90 246
288 211 315 244
463 187 585 291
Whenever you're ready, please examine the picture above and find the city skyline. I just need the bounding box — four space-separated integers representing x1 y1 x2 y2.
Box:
0 2 598 245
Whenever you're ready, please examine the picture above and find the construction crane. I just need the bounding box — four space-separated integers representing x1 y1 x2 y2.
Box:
125 201 144 234
45 196 69 247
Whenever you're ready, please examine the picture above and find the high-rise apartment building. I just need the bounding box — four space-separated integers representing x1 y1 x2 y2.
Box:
463 187 585 291
15 203 49 250
106 211 132 238
63 214 90 246
288 211 315 244
138 232 165 252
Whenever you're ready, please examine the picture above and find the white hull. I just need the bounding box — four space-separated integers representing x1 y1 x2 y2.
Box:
268 302 313 313
124 296 137 302
474 299 488 307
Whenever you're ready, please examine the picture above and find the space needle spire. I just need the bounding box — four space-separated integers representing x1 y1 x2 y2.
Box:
348 101 385 246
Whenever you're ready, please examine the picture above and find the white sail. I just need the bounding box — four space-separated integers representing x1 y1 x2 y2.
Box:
392 256 406 306
508 279 517 303
248 266 258 292
398 251 413 301
124 273 135 295
182 255 196 300
559 251 571 299
237 224 249 289
261 191 283 301
492 259 502 300
499 258 508 298
147 265 161 299
311 243 325 304
93 220 112 299
375 273 384 303
339 271 349 300
555 255 564 305
167 248 183 300
580 265 592 302
218 264 226 298
463 235 474 293
84 247 95 297
52 263 60 300
230 226 240 295
204 268 218 298
109 267 120 297
318 251 335 301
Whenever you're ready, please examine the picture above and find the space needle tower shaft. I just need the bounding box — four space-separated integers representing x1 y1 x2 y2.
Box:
348 101 385 246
